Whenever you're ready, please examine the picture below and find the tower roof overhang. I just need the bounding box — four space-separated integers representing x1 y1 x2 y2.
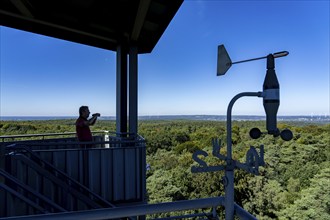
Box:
0 0 183 54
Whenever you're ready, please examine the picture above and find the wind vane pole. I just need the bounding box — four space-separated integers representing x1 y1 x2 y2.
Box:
192 45 293 220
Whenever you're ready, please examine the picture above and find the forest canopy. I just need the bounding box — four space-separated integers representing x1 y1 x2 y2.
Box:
1 119 329 219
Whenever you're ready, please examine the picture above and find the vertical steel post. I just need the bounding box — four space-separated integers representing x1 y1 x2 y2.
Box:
0 145 5 183
129 46 138 136
116 45 128 136
0 145 4 171
225 92 262 220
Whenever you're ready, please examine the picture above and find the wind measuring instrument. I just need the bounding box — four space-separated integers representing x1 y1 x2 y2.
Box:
191 44 293 220
217 44 292 140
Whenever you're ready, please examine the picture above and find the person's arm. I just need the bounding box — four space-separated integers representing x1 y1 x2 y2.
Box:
88 113 100 126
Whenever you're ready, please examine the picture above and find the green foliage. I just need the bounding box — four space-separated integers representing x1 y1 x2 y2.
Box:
279 166 330 220
174 141 201 154
144 121 330 219
1 119 329 219
243 176 287 219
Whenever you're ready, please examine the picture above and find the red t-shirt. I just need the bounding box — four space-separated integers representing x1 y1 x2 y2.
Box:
76 117 92 141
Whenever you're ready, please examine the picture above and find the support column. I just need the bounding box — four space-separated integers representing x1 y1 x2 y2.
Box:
129 46 138 136
0 144 5 181
116 45 128 136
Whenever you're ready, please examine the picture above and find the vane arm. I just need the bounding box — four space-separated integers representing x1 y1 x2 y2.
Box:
232 56 266 65
232 51 289 65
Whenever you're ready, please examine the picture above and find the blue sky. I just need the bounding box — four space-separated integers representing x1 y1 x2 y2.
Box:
0 0 329 117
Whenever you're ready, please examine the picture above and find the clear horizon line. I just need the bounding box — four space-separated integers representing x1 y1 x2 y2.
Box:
1 114 329 117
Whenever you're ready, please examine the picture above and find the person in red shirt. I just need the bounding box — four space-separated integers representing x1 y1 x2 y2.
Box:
76 106 100 147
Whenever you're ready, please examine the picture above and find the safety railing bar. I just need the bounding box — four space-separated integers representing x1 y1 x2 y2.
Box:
23 145 146 153
0 197 225 220
13 154 104 209
0 132 76 141
0 131 105 140
0 131 144 141
152 211 214 220
234 203 257 220
0 182 48 214
3 139 146 147
0 169 67 212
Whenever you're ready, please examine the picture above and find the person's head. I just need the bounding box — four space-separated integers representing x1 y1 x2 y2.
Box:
79 106 90 118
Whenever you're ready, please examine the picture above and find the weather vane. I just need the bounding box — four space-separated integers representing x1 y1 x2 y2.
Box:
192 45 293 220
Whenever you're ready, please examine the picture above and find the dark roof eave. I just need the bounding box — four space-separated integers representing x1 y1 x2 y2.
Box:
0 0 184 54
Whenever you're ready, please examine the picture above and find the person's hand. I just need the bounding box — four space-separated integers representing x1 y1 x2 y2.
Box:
92 113 101 117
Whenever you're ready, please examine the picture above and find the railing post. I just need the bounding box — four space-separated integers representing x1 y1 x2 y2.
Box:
0 145 5 167
129 46 138 135
116 44 128 136
0 144 5 217
0 144 5 181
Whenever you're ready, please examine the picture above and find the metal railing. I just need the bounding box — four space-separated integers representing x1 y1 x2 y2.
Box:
0 197 225 220
0 169 67 213
0 131 142 142
0 131 146 150
5 144 116 208
0 132 147 218
0 132 78 142
0 196 257 220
